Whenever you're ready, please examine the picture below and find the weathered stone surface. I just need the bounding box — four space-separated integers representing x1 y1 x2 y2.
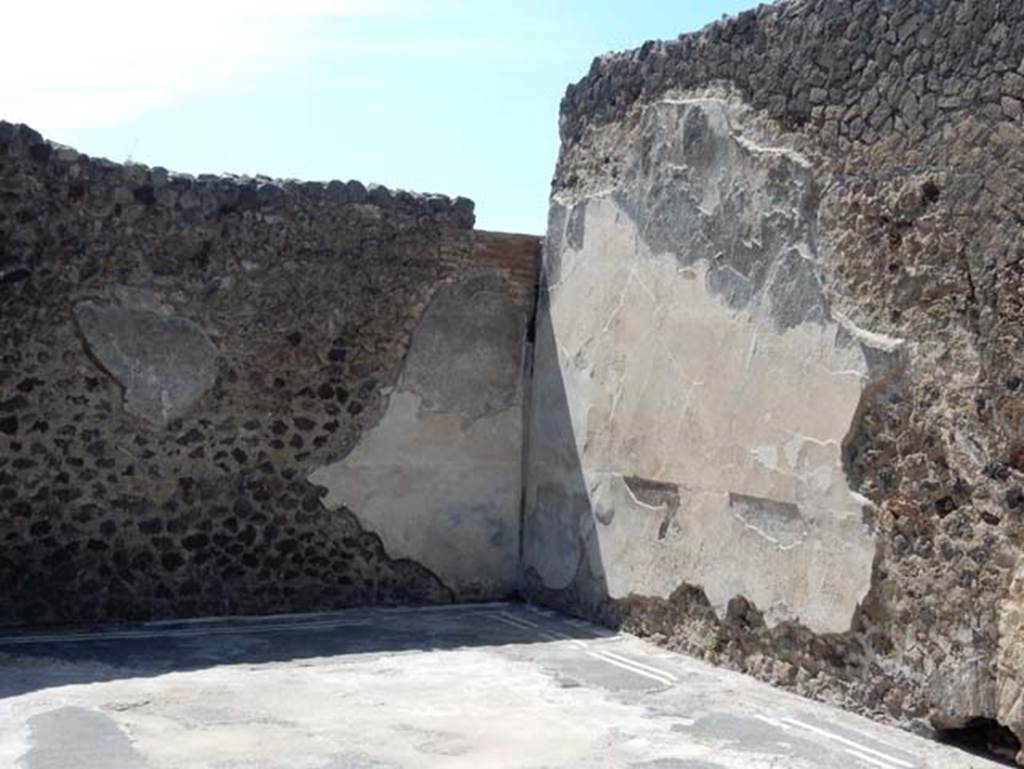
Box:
999 565 1024 750
0 119 537 625
74 289 219 426
529 0 1024 761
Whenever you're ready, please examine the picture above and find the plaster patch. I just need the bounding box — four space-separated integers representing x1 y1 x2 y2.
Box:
309 392 521 599
527 96 880 633
74 290 219 426
400 274 526 421
309 273 527 599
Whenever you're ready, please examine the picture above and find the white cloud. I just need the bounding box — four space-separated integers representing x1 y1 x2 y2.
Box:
0 0 441 129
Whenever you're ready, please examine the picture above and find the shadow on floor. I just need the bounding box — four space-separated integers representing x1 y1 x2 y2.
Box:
0 602 613 700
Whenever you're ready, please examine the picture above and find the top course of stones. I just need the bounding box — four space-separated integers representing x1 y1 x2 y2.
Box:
559 0 1024 151
0 121 476 229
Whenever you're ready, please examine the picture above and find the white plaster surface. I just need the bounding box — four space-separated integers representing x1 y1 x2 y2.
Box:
309 392 521 598
310 275 527 599
527 97 886 633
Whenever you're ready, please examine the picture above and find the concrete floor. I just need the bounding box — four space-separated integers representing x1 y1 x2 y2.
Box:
0 603 1005 769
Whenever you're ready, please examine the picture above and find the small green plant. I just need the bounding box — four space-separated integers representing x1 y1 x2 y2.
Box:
703 628 720 659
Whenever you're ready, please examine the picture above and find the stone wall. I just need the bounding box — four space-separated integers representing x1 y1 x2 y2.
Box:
526 0 1024 759
0 120 538 625
6 0 1024 761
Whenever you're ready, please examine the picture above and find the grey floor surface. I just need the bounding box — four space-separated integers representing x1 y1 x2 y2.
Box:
0 603 1007 768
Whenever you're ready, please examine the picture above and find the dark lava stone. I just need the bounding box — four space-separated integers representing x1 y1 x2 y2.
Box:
984 461 1011 481
29 142 52 162
139 517 163 534
161 552 185 570
1006 486 1023 510
1010 445 1024 473
182 533 209 550
177 428 203 445
293 416 316 431
133 185 156 204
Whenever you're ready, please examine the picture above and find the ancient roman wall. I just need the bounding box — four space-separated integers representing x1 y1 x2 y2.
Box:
6 0 1024 760
525 0 1024 756
0 121 538 625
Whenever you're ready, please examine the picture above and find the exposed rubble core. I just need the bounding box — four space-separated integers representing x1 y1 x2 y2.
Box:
527 0 1024 762
0 120 538 624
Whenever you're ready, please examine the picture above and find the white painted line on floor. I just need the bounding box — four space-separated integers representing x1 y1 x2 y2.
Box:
585 650 675 686
1 603 522 645
814 713 909 754
596 649 678 682
138 602 514 628
0 617 368 645
493 614 586 650
492 613 564 644
523 605 616 635
506 612 678 681
781 717 914 769
753 714 792 731
492 613 541 631
492 612 672 686
376 602 514 615
500 611 543 628
844 747 905 769
497 612 588 649
523 605 560 618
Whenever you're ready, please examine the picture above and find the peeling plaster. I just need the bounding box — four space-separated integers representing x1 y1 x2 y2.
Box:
309 392 521 599
526 97 882 633
309 275 529 600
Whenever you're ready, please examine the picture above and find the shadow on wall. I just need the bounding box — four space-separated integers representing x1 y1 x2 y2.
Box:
521 275 609 620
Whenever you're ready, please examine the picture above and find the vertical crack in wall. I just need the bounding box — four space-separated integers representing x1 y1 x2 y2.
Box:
518 242 544 588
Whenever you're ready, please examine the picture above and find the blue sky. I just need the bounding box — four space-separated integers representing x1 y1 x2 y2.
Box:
2 1 758 233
